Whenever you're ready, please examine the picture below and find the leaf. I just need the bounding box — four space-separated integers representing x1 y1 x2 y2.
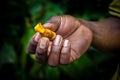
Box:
0 43 16 67
45 66 60 80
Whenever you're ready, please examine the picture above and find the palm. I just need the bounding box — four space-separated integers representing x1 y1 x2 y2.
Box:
54 15 92 62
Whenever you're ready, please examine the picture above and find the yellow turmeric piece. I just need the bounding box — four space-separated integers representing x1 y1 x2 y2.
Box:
34 23 56 40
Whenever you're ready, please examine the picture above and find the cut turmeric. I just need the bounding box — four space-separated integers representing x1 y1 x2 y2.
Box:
34 23 56 40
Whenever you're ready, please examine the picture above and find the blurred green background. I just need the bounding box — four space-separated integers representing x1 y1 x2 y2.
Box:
0 0 119 80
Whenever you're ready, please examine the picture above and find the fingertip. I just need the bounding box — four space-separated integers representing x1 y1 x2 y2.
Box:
43 23 56 31
43 23 53 28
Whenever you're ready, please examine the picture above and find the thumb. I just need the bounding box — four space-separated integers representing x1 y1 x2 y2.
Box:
43 16 61 32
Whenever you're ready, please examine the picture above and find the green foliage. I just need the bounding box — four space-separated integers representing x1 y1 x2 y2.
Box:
0 43 16 68
0 0 119 80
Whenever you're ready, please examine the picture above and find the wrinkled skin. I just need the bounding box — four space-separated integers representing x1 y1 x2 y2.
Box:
28 15 120 66
28 15 92 66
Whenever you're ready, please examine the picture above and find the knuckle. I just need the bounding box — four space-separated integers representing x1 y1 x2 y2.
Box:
61 50 68 54
36 47 46 55
51 46 62 54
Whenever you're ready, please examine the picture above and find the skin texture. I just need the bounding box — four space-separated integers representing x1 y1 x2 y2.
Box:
79 17 120 54
28 15 120 66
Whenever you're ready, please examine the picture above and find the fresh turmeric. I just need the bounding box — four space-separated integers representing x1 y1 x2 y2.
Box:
34 23 56 40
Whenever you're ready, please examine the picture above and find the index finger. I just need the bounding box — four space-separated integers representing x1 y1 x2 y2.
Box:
27 32 41 54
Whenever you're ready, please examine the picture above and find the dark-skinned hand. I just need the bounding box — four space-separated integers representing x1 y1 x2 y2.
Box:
28 15 92 66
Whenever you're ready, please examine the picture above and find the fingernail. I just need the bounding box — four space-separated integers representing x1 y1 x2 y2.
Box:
40 38 49 49
63 40 70 47
43 23 53 28
34 32 40 42
53 35 62 46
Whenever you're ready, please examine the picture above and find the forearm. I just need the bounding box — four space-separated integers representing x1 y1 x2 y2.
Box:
78 17 120 54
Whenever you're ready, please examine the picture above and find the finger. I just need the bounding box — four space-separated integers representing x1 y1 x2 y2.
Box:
48 35 63 66
43 16 61 31
36 37 49 63
60 40 71 64
28 32 41 54
47 42 52 56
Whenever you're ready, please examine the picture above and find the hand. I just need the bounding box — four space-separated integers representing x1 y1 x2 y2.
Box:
27 15 92 66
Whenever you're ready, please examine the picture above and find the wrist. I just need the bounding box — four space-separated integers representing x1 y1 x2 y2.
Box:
78 17 120 54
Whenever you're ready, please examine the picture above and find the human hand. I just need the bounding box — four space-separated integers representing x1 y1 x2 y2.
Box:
27 15 92 66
